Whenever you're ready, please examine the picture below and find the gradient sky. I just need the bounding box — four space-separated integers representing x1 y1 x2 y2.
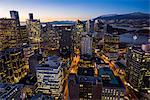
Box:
0 0 149 22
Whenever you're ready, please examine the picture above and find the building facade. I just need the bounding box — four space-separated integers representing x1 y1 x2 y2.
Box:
41 23 60 57
73 20 85 49
0 48 28 84
36 56 63 98
20 25 29 45
99 67 125 100
26 14 41 50
68 67 102 100
54 25 74 57
86 19 95 33
0 18 20 50
126 44 150 92
103 34 120 61
81 34 93 56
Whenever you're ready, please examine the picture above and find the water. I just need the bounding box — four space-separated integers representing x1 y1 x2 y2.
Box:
119 33 149 44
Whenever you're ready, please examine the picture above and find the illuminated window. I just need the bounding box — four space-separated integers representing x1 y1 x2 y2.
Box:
80 84 83 87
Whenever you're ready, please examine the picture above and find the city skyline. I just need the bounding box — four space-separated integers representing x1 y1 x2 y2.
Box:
0 0 149 22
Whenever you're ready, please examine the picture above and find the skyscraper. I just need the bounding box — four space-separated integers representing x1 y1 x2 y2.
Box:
10 10 20 26
126 44 150 92
54 25 74 57
26 13 41 50
41 23 59 57
81 34 93 56
29 13 34 20
0 18 19 50
103 34 119 61
73 20 85 49
86 19 95 33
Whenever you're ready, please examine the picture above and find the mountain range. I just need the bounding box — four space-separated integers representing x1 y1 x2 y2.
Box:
49 12 150 24
94 12 150 20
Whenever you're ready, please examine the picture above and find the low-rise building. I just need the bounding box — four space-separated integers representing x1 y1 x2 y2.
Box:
36 56 63 98
68 67 102 100
99 67 125 100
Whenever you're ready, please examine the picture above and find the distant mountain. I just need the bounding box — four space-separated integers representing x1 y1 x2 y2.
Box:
48 21 75 25
95 12 150 20
100 14 118 17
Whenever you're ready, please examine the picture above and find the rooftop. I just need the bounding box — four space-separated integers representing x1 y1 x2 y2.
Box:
132 44 150 54
77 67 94 76
99 67 125 88
0 83 23 99
45 56 61 68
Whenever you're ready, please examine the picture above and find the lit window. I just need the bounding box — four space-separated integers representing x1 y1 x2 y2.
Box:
80 84 83 87
88 93 92 95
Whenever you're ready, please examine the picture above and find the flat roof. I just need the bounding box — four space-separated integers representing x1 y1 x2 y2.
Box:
77 67 94 76
99 67 125 88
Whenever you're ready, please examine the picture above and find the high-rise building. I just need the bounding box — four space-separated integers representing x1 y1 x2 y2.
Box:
20 25 29 45
81 34 93 56
10 10 20 26
86 19 95 33
0 48 28 84
10 10 22 46
29 13 33 20
36 56 64 98
29 49 43 76
94 19 104 33
41 23 59 57
99 67 125 100
103 34 119 61
126 44 150 92
73 20 85 49
0 18 20 50
54 25 74 57
26 14 41 50
68 67 102 100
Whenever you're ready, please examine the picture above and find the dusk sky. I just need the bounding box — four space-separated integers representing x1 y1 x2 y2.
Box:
0 0 149 22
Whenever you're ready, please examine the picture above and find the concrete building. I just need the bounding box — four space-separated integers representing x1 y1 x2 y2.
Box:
0 48 28 84
10 10 23 46
29 13 33 20
86 19 95 33
126 44 150 93
99 67 125 100
0 83 24 99
73 20 85 49
10 10 20 27
41 23 59 57
22 45 34 65
81 34 93 56
103 34 120 61
20 25 29 45
0 18 20 51
94 19 104 33
36 56 63 98
29 49 43 76
68 67 102 100
26 14 41 50
54 25 73 57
